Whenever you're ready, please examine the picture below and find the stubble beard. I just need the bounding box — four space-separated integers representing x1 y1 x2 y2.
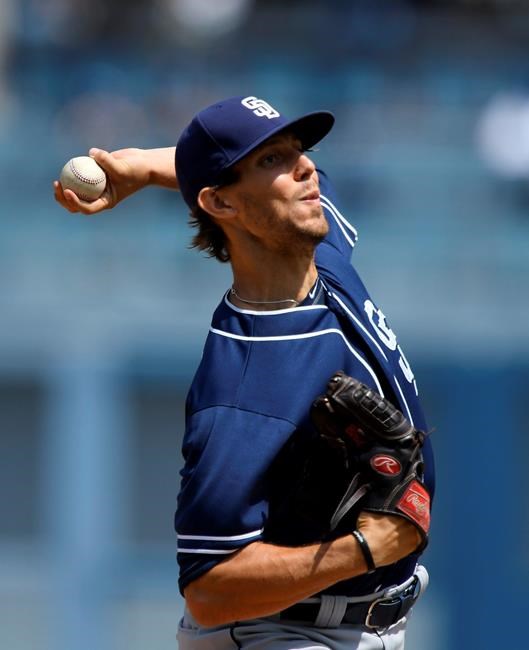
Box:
283 207 328 256
243 197 329 257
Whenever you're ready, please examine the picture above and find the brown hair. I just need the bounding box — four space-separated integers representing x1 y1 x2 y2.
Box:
188 205 230 263
187 166 240 263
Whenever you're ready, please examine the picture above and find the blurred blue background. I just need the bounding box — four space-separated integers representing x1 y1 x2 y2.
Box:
1 1 529 648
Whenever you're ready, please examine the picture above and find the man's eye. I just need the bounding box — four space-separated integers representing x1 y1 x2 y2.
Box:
261 153 281 167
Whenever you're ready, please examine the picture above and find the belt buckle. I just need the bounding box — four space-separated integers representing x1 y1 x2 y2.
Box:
364 577 419 629
365 595 399 629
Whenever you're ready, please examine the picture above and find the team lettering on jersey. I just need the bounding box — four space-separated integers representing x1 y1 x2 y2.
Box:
364 299 418 396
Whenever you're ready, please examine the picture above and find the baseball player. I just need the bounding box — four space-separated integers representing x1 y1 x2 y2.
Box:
54 95 435 650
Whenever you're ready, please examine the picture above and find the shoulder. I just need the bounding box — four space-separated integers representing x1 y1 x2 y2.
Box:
187 297 343 422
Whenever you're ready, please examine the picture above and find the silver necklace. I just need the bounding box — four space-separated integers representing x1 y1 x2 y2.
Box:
230 286 299 306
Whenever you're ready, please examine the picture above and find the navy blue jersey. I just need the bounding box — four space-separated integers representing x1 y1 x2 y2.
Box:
175 169 435 596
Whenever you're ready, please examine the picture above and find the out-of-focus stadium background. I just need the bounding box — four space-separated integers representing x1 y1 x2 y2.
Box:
1 0 529 648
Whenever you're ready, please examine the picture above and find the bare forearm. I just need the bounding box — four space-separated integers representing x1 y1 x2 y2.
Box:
143 147 178 189
185 536 361 626
185 514 420 627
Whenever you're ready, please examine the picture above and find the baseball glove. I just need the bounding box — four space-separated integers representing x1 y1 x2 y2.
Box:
310 371 431 551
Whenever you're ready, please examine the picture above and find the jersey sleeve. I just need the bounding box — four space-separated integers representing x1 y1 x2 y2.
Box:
316 168 358 260
175 405 295 594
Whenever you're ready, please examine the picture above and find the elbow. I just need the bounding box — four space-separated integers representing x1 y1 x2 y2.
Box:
184 581 228 628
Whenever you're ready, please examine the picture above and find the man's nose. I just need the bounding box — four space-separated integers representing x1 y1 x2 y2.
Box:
294 152 316 181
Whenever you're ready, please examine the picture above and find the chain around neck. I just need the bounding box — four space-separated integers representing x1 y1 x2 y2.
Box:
230 286 299 306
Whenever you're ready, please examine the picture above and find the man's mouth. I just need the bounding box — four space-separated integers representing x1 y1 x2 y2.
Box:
300 190 320 202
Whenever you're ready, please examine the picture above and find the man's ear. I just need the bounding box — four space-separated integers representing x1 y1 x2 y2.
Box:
198 187 236 220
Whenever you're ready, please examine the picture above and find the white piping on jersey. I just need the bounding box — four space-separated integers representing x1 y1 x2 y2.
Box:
393 376 414 427
223 294 329 316
320 194 358 238
320 194 358 249
209 326 384 396
328 291 389 363
177 528 264 541
177 528 264 555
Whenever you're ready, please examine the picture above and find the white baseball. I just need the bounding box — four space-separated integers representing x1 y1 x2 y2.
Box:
59 156 107 202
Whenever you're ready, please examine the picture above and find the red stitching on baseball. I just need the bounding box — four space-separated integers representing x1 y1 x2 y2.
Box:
69 159 105 185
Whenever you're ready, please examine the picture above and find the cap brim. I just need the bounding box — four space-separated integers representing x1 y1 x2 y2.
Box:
286 111 336 150
226 110 335 172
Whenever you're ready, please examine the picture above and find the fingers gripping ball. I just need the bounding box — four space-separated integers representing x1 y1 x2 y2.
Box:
310 371 431 551
59 156 107 202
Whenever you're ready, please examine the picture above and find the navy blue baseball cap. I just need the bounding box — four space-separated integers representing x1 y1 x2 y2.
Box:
176 95 335 208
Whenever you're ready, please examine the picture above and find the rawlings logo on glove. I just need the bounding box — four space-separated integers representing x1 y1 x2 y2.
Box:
310 371 431 551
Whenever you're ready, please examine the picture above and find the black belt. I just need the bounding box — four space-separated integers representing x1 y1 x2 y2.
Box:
279 576 419 630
